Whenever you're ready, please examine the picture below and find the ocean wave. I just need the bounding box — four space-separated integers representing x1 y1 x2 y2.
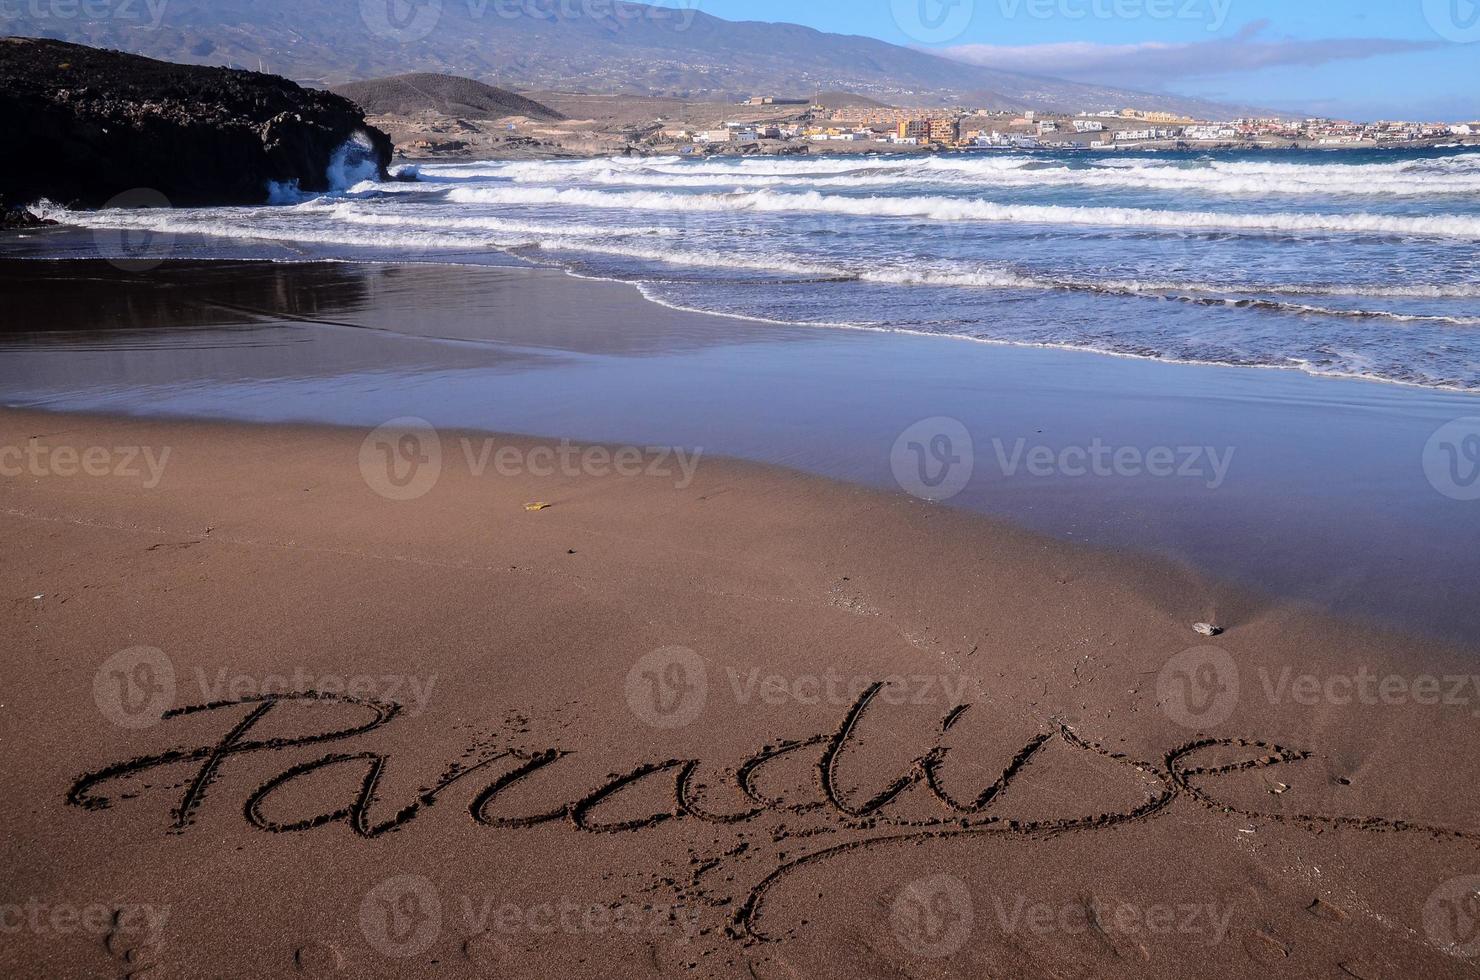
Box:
445 185 1480 239
518 236 1480 325
447 152 1480 197
632 283 1478 393
498 164 1480 197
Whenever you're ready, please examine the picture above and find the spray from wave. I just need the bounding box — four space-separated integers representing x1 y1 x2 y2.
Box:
266 132 385 203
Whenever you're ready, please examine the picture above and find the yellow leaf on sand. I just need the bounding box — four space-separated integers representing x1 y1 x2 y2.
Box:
524 502 552 511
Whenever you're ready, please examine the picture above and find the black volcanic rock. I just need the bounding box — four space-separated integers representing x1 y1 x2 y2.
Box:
0 37 393 209
1 208 57 229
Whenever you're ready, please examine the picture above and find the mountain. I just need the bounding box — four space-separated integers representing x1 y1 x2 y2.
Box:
333 73 563 120
1 1 1267 118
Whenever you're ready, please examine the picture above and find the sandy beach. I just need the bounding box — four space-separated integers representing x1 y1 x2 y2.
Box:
2 392 1479 977
5 5 1480 975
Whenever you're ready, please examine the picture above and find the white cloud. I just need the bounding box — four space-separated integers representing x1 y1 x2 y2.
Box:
940 20 1442 86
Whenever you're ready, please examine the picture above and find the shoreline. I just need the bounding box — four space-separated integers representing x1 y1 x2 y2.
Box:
10 232 1480 397
3 406 1479 977
3 256 1477 642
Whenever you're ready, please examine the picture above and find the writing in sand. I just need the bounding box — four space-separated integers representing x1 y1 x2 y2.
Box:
69 683 1480 941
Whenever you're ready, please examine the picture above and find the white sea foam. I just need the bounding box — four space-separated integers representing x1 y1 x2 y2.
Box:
446 185 1480 239
448 152 1480 197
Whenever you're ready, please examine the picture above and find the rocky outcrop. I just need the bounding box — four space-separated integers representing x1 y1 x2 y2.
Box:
0 37 394 209
1 208 57 229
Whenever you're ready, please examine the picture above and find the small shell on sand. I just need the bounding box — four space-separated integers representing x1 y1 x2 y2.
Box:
1193 622 1224 636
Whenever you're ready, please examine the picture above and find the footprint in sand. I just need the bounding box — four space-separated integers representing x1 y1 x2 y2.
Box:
1305 897 1348 922
1242 928 1290 964
293 941 344 974
104 908 163 979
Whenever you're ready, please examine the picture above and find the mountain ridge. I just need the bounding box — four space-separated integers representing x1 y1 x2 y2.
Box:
2 1 1279 118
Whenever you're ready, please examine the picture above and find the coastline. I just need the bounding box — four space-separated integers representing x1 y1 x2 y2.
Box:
3 20 1478 980
3 406 1479 977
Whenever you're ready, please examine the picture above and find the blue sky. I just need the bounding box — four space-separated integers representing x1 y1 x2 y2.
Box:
658 0 1479 120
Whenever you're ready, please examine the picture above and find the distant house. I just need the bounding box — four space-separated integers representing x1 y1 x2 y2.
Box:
897 120 930 140
927 117 959 143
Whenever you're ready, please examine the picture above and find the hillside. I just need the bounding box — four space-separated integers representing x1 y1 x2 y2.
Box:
333 73 564 121
811 92 893 108
2 1 1269 118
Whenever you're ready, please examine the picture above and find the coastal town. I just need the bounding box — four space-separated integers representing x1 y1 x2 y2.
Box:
655 98 1480 153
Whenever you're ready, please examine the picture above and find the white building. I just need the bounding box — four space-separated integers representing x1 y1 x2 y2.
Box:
1185 126 1237 140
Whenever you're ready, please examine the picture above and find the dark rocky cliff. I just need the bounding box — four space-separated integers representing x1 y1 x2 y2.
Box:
0 37 394 210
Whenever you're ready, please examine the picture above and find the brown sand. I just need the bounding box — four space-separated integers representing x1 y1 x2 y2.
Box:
2 407 1478 978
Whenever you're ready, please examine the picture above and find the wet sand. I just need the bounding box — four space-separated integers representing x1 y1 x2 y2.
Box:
2 257 1478 640
2 407 1479 978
